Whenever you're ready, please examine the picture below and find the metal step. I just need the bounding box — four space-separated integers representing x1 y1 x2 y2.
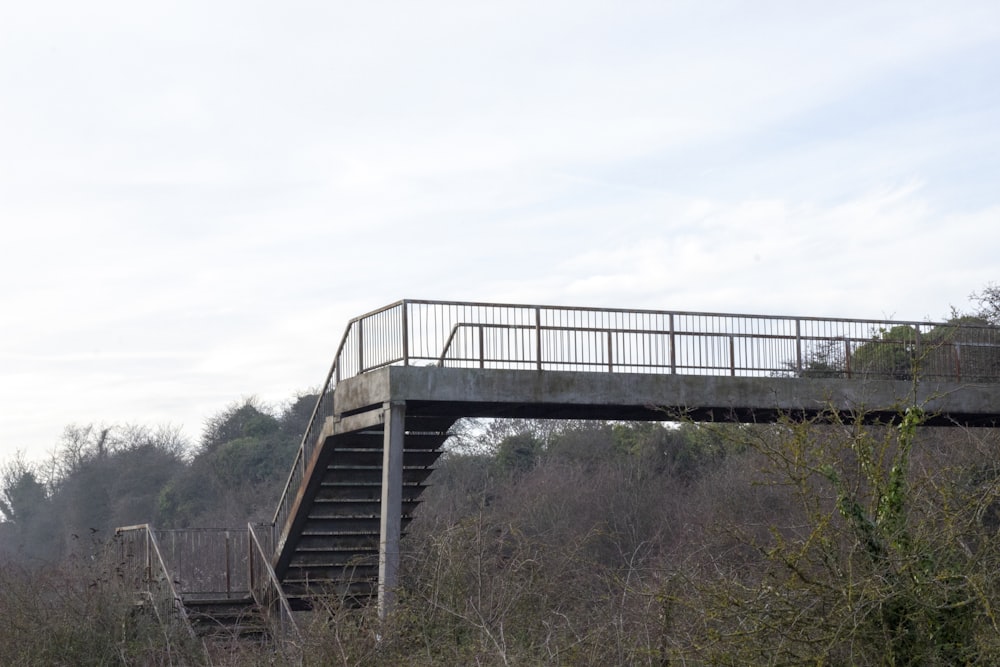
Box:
306 500 420 518
316 482 427 501
321 468 433 485
295 534 379 550
330 448 441 467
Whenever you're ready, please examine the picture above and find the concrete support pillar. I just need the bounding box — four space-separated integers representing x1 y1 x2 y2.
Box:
378 401 405 619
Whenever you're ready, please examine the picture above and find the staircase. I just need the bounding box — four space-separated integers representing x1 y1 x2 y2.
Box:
273 415 455 607
114 408 453 644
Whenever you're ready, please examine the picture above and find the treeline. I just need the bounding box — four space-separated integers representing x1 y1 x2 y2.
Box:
381 415 1000 665
3 414 1000 664
0 394 316 563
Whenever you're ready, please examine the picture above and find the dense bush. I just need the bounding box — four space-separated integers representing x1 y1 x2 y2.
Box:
3 411 1000 664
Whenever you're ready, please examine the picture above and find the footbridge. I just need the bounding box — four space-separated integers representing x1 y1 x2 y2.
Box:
115 299 1000 641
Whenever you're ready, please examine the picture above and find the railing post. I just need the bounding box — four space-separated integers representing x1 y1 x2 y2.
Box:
535 307 542 370
844 337 852 379
401 302 409 366
248 529 255 591
479 325 485 369
225 531 231 598
357 319 365 374
795 319 803 375
954 343 962 381
669 314 676 374
729 336 736 376
607 331 614 372
145 529 152 584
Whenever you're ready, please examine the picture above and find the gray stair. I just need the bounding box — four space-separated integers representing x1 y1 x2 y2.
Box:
273 415 454 607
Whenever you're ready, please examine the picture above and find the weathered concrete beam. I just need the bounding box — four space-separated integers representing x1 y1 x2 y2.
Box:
334 366 1000 426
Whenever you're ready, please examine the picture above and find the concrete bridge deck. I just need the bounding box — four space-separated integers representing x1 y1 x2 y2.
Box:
333 364 1000 427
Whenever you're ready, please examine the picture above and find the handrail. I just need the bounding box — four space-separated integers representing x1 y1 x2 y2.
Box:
114 524 197 641
271 303 404 529
433 320 1000 373
248 523 301 643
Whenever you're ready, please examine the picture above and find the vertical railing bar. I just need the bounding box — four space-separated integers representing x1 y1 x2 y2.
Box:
729 335 736 376
224 531 231 598
535 306 542 370
845 337 853 379
607 330 613 373
357 318 364 375
669 314 676 374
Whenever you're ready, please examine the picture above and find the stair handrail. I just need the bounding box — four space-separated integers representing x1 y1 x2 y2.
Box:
248 523 301 643
271 341 341 539
114 523 197 641
272 300 410 541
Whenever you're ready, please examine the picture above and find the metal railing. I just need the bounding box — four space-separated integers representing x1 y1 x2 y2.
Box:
272 300 1000 542
248 523 301 642
150 527 253 600
114 524 197 640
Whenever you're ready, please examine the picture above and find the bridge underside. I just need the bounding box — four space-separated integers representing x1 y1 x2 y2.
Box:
334 365 1000 428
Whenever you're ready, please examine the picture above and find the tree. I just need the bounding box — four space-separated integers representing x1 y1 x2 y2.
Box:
0 456 45 526
664 408 1000 664
852 324 919 379
969 282 1000 325
158 397 303 527
0 455 57 560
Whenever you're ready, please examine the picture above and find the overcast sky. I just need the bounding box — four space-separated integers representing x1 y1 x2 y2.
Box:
2 1 1000 462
